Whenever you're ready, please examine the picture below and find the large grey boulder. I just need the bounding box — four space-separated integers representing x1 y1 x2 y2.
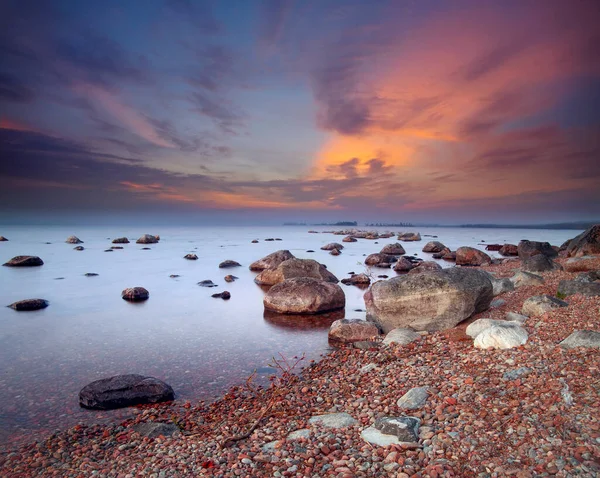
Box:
560 330 600 349
3 255 44 267
422 241 447 253
510 271 544 288
263 277 345 314
341 273 371 286
517 240 557 260
380 243 406 255
79 374 174 410
565 224 600 257
473 323 528 349
490 277 514 296
456 247 492 266
521 295 568 317
522 254 562 273
364 268 493 332
328 319 379 343
249 250 294 271
255 258 338 286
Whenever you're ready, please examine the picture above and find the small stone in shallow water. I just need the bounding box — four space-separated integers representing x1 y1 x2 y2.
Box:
121 287 149 302
198 280 217 287
212 291 231 300
184 254 198 260
169 274 180 278
73 246 84 251
224 275 238 282
8 299 49 311
219 260 241 268
84 272 99 277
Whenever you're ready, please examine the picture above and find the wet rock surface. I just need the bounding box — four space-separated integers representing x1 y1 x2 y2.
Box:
121 287 149 302
8 299 49 311
3 255 44 267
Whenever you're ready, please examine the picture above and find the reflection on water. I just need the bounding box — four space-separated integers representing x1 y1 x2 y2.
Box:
0 224 580 450
263 309 345 331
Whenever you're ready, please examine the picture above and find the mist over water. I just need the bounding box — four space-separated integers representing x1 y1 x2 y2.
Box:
0 224 580 450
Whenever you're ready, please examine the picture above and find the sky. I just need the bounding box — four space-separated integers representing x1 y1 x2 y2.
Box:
1 0 599 225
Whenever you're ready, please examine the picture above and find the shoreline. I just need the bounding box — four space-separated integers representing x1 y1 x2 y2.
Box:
1 258 599 476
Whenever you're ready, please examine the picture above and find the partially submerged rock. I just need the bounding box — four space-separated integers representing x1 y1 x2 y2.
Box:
79 374 174 410
560 330 600 349
398 232 421 242
341 273 371 286
342 236 357 243
321 243 344 251
66 235 83 244
249 250 295 271
224 275 238 282
3 255 44 267
8 299 49 311
364 268 493 332
136 234 159 244
73 246 84 251
521 295 568 317
329 248 341 256
254 258 338 286
0 236 8 241
393 257 417 272
456 247 492 266
565 224 600 257
517 240 557 260
219 260 241 268
198 280 217 288
365 253 397 267
499 244 518 256
112 237 129 244
212 291 231 300
422 241 447 253
473 323 528 349
263 277 345 314
380 243 406 255
328 319 379 343
184 253 198 260
121 287 149 302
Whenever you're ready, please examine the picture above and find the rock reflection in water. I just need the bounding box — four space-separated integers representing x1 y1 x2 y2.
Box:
263 309 344 331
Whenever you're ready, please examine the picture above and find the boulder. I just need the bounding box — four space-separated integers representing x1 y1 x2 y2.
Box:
422 241 447 253
407 261 442 274
574 270 600 282
255 258 339 286
66 235 83 244
484 244 503 251
224 275 238 282
510 271 544 288
517 240 557 260
79 374 174 410
308 413 357 428
557 280 600 297
112 237 129 244
3 255 44 267
382 328 421 346
490 277 514 296
136 234 159 244
249 250 294 271
321 243 344 251
380 243 406 255
473 323 528 349
121 287 149 302
198 280 217 287
565 224 600 257
373 416 420 442
184 253 198 260
341 273 371 286
456 247 492 266
212 291 231 300
466 318 520 338
328 319 380 343
499 244 518 256
432 249 451 259
396 387 429 410
74 246 84 251
563 256 600 272
365 253 397 267
560 330 600 349
132 422 180 438
251 239 259 243
0 236 8 241
8 299 49 311
442 251 457 261
330 248 341 256
521 295 568 317
343 236 357 243
219 260 241 268
393 256 416 272
364 268 493 332
263 277 345 314
398 232 421 242
522 254 562 273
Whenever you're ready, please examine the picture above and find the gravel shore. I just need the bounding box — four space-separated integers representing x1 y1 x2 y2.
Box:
1 259 599 477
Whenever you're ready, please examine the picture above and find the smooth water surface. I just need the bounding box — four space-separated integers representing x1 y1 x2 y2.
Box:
0 225 579 450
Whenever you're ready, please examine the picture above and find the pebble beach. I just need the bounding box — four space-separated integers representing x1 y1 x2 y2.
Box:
1 252 599 477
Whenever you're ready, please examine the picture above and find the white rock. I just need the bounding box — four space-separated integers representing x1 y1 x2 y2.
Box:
560 330 600 349
308 412 357 428
396 387 429 410
382 328 421 346
466 318 520 338
361 426 403 446
474 323 528 349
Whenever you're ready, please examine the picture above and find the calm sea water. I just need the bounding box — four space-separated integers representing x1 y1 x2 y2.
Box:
0 225 580 449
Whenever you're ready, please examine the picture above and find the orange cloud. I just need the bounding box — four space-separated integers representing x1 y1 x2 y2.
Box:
0 117 35 132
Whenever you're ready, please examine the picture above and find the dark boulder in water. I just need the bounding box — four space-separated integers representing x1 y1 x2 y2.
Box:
112 237 130 244
3 255 44 267
8 299 49 311
136 234 159 244
198 280 217 287
219 260 241 268
79 374 174 410
184 253 198 260
212 291 231 300
121 287 149 301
